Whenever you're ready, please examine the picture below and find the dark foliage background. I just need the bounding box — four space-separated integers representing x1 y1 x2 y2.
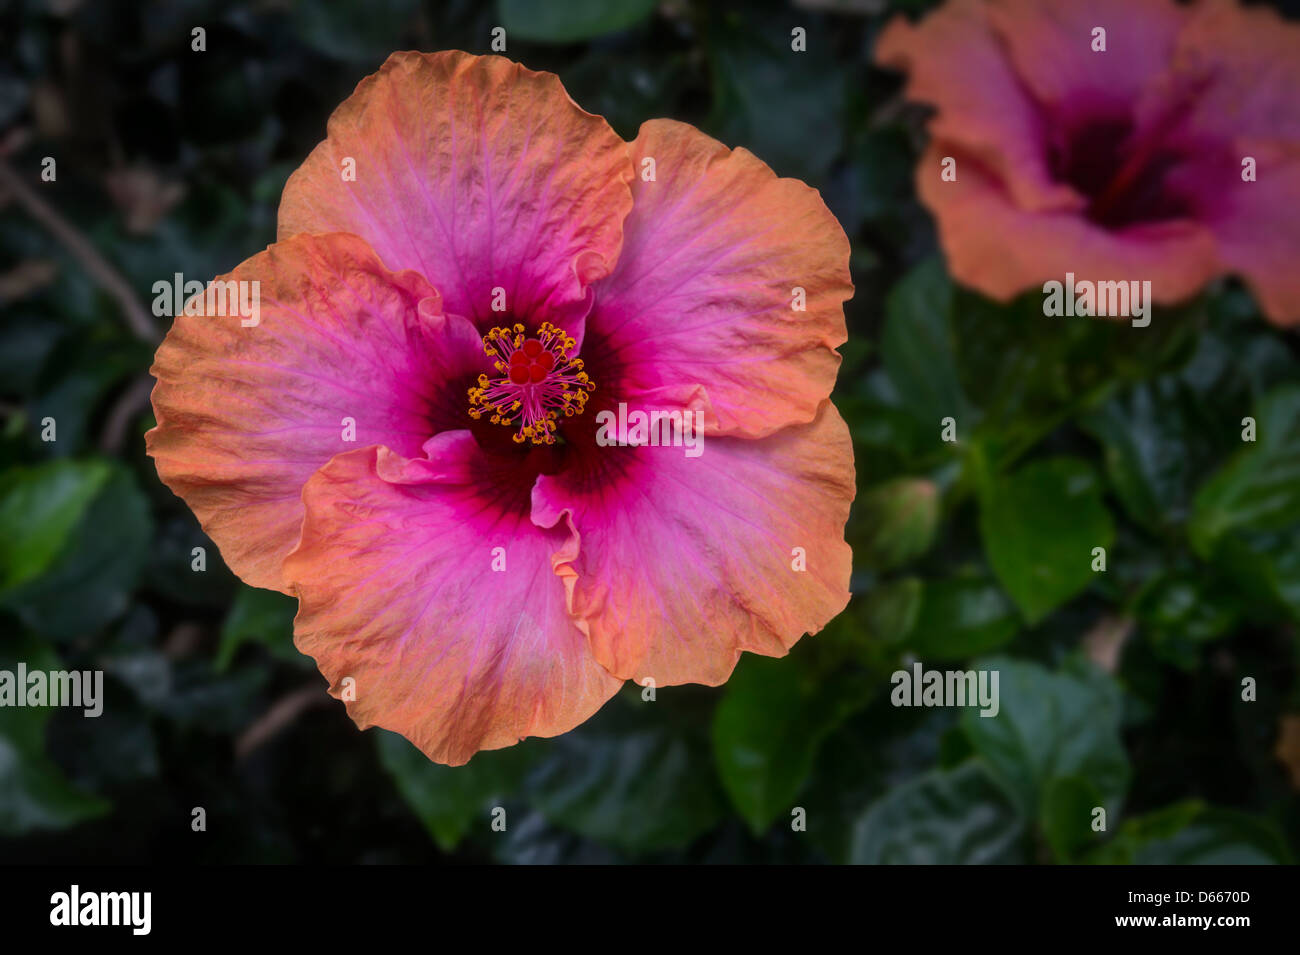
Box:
1 0 1298 864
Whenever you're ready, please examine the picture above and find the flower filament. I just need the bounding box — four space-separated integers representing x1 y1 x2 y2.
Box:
468 322 594 444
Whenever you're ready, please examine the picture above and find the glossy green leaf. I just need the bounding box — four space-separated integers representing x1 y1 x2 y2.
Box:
713 655 866 834
1131 809 1292 864
1088 802 1292 864
850 761 1027 864
960 657 1129 819
530 699 725 853
0 637 111 835
1081 378 1209 533
377 730 538 853
881 258 970 428
1134 573 1240 669
1189 384 1300 556
909 577 1019 660
1041 774 1104 862
217 585 304 671
979 457 1114 624
1 463 151 640
0 459 110 592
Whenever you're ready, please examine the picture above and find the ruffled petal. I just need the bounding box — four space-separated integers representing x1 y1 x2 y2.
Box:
1201 154 1300 326
284 439 623 766
875 0 1083 212
986 0 1188 116
915 144 1219 305
278 50 634 327
533 402 854 686
584 119 851 439
147 232 486 592
1155 0 1300 150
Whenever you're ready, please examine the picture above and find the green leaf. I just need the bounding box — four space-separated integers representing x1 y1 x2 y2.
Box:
937 725 975 768
1088 802 1292 864
860 577 922 646
1133 573 1239 669
530 699 724 853
0 459 110 591
497 0 657 43
1080 378 1209 533
802 706 950 862
376 730 538 853
850 761 1027 864
960 657 1129 820
1041 775 1104 862
950 290 1194 470
839 389 938 472
1131 809 1292 864
705 12 844 181
881 259 970 428
713 655 866 834
0 637 111 835
909 578 1019 660
1189 384 1300 557
1 463 152 640
217 585 304 671
1249 534 1300 620
851 477 939 571
1187 289 1298 404
978 457 1114 624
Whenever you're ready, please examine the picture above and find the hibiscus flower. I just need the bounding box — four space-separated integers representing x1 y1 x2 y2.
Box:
147 51 855 766
876 0 1300 326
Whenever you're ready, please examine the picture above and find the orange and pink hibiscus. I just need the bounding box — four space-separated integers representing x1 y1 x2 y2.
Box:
146 51 855 766
877 0 1300 326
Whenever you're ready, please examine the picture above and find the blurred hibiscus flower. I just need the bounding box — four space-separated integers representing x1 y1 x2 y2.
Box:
147 51 854 765
877 0 1300 325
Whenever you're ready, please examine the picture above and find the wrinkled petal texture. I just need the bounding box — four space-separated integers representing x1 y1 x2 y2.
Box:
285 439 623 766
877 0 1300 325
986 0 1186 115
912 144 1219 304
152 51 857 765
1166 0 1300 323
278 50 635 327
586 120 851 437
873 0 1081 212
147 232 485 591
1199 154 1300 324
1163 0 1300 149
533 403 855 687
